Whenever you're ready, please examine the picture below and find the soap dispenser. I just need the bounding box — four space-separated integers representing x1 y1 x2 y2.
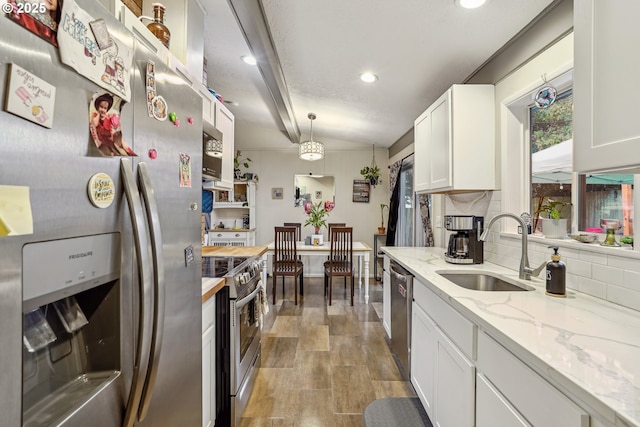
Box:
546 246 566 297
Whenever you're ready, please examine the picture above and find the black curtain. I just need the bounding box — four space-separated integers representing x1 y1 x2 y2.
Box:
386 162 403 246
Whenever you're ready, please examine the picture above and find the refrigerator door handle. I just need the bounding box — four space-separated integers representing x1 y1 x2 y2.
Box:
121 158 155 427
136 162 166 421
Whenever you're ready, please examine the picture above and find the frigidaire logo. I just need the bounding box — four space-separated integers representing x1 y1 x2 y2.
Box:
69 251 93 259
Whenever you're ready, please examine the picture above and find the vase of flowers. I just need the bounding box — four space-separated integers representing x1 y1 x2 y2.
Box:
304 200 335 245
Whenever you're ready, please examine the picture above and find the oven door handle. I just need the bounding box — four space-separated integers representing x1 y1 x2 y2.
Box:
236 283 262 310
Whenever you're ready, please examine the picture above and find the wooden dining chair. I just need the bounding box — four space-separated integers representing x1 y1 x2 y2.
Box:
283 222 302 241
273 226 304 305
323 227 354 305
327 223 346 239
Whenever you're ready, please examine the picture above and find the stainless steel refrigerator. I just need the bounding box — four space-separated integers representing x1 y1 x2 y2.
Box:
0 1 203 425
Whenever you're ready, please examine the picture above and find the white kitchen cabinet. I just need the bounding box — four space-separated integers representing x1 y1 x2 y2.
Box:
202 295 215 427
411 301 436 419
476 330 589 427
574 0 640 173
382 256 391 338
207 230 255 247
199 97 235 191
434 327 475 427
476 373 531 427
412 278 475 426
414 84 495 193
214 100 235 189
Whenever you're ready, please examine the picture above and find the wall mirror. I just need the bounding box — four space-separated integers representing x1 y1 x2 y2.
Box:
294 175 335 207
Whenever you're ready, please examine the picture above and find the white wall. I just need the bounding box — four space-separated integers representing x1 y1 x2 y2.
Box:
242 147 389 274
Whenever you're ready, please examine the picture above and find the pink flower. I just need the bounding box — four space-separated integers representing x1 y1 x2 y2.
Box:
324 201 335 212
304 202 311 215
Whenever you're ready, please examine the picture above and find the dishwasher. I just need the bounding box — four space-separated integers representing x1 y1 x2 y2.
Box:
389 260 413 379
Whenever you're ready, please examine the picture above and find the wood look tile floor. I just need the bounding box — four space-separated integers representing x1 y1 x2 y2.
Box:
240 277 416 427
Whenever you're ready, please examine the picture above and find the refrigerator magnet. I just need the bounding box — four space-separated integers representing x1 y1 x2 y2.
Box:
5 64 56 128
87 173 115 208
179 153 191 188
151 95 168 121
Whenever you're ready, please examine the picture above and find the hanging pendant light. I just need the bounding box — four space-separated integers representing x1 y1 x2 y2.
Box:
299 113 324 161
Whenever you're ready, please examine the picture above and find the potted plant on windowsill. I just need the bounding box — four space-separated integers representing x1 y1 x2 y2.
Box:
379 204 388 234
534 198 571 238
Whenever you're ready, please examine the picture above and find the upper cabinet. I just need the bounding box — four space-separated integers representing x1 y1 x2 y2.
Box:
574 0 640 173
213 100 235 189
414 85 496 193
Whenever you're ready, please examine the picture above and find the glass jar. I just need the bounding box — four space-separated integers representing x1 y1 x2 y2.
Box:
147 3 171 49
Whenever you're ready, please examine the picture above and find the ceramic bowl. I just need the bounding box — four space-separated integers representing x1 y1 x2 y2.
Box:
569 234 598 243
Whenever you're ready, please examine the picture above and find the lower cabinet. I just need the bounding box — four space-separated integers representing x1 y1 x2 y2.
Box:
476 330 589 427
202 296 215 427
476 373 531 427
412 280 475 427
207 230 256 246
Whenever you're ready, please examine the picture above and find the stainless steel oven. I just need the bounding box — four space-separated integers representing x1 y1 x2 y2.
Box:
215 256 262 427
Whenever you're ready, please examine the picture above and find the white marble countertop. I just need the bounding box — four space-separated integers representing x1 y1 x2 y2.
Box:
382 246 640 427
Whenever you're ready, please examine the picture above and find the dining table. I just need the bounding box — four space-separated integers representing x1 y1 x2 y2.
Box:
265 241 373 303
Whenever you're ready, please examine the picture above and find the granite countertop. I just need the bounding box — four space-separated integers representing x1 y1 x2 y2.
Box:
202 277 225 303
382 246 640 427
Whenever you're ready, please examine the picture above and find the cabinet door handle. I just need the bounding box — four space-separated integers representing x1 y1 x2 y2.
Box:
235 233 240 237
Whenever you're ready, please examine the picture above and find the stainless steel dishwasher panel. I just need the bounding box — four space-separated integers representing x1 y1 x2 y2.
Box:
390 261 413 379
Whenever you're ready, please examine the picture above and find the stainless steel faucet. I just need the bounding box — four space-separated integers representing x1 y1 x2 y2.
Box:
479 212 545 280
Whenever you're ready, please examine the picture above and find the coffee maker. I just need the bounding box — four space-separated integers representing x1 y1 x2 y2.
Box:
444 215 484 264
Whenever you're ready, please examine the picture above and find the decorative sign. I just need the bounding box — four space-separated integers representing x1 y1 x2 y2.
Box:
5 64 56 128
89 91 136 157
352 180 370 203
58 0 133 102
179 153 192 188
87 173 115 208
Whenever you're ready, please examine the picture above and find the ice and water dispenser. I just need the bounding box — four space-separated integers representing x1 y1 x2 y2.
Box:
21 234 122 426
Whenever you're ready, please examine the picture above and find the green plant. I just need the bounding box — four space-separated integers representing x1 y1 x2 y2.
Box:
234 150 252 171
621 236 634 245
380 204 388 228
534 198 570 220
360 165 381 185
303 201 335 233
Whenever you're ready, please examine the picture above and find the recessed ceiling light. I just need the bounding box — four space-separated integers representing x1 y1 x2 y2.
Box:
360 72 378 83
241 55 257 65
456 0 487 9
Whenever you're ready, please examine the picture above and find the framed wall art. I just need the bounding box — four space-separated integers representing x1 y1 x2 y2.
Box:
271 187 283 200
352 180 370 203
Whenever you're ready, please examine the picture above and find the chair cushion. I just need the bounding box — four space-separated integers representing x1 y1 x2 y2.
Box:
273 260 303 274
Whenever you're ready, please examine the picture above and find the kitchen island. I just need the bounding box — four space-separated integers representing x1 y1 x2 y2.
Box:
383 246 640 427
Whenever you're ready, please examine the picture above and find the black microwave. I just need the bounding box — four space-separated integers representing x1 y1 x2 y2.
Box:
202 125 223 181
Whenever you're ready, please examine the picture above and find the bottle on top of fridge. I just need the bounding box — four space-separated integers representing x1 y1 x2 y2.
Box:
147 3 171 49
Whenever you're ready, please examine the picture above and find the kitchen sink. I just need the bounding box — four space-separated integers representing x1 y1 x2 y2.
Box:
437 271 534 292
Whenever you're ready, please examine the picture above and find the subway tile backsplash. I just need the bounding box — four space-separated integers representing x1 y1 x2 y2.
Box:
444 190 640 313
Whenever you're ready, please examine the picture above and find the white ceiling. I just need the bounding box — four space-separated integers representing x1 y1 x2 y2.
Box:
202 0 557 152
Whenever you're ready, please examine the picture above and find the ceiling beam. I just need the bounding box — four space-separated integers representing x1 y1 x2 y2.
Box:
227 0 301 144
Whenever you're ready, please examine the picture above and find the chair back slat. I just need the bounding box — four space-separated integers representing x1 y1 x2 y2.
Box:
329 227 352 270
274 227 298 270
283 222 302 241
328 223 346 239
